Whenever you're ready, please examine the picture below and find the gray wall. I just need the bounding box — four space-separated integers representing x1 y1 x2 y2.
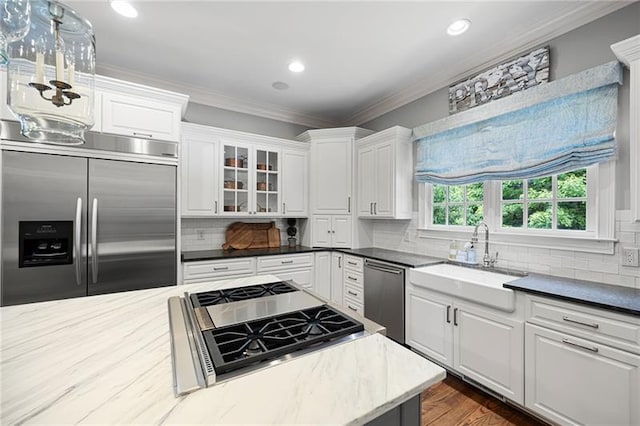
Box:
361 2 639 210
184 102 310 140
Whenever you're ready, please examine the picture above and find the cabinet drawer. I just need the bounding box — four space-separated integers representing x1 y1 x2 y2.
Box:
343 255 363 272
343 270 364 289
343 297 364 316
526 295 640 354
344 282 364 304
270 268 313 289
183 258 256 282
257 254 314 272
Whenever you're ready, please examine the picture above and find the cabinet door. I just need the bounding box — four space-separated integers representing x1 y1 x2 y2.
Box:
101 92 181 141
357 146 375 217
314 252 331 298
272 268 313 290
312 215 332 247
181 137 218 216
406 289 453 367
281 149 308 217
311 139 352 214
331 215 352 248
254 145 281 216
525 323 640 426
453 302 524 404
374 142 394 217
220 141 251 215
330 252 344 305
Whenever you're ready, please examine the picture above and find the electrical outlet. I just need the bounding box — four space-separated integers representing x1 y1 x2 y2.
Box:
403 231 412 242
622 247 639 267
196 230 205 241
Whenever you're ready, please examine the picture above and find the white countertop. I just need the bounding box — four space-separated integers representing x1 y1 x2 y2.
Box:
0 275 445 425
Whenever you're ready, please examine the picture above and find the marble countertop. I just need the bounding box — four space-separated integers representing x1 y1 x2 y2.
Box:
505 273 640 316
0 275 445 425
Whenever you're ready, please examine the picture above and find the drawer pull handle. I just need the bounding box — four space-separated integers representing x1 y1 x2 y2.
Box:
281 260 294 264
446 305 451 323
348 305 357 311
347 290 358 296
347 261 357 266
213 266 229 271
347 275 357 281
562 338 599 353
562 316 599 329
133 131 153 138
453 308 458 326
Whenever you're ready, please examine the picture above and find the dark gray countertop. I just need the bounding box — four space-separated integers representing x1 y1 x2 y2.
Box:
337 248 443 268
504 274 640 316
181 246 321 262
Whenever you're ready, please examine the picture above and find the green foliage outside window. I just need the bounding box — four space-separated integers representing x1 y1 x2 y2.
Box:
501 169 587 230
432 183 483 226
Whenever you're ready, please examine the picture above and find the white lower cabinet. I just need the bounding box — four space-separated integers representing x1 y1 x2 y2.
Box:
525 323 640 426
183 258 257 283
313 252 331 298
406 285 524 404
330 252 344 305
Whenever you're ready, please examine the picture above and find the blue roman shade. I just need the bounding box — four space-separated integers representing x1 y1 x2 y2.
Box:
414 61 623 185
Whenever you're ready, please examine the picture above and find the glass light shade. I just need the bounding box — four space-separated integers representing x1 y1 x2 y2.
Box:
6 0 95 144
0 0 32 64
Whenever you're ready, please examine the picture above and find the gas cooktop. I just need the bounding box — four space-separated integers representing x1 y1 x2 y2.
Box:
168 280 365 396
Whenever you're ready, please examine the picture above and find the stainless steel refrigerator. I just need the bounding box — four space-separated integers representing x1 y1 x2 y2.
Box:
1 144 177 306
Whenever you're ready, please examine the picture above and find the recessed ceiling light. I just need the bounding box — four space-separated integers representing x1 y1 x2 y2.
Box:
447 19 471 36
272 81 289 90
288 61 305 73
110 0 138 18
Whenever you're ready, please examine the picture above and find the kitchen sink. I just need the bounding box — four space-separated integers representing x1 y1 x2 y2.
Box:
408 263 524 312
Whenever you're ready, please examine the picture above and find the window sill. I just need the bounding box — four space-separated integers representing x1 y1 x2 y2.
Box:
417 227 616 254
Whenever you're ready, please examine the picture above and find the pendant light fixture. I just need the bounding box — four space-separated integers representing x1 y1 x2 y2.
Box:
6 0 95 145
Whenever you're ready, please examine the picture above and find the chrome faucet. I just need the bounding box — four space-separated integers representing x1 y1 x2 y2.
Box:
471 222 498 267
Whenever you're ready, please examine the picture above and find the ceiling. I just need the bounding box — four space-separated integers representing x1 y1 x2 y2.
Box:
65 1 632 128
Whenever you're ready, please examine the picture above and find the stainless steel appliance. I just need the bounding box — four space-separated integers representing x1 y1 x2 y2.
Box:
168 281 365 396
1 121 177 306
364 259 406 344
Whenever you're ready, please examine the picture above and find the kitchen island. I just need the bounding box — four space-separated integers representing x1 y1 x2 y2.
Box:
0 275 445 425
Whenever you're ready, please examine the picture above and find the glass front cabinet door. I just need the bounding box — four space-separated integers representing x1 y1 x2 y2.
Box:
254 147 280 215
220 141 281 216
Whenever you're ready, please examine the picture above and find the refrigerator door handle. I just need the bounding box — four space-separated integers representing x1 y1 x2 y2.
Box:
75 197 82 286
91 198 99 284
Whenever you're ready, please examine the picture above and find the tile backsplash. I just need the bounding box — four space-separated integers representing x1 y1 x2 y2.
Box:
181 218 305 251
372 210 640 289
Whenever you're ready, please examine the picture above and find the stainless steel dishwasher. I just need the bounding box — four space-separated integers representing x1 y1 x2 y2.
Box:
364 259 405 344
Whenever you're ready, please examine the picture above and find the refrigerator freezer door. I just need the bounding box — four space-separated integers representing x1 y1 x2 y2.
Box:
87 159 176 295
1 151 88 306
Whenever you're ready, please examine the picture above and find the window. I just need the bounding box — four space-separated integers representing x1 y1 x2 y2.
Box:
431 183 484 227
501 169 587 231
420 163 615 253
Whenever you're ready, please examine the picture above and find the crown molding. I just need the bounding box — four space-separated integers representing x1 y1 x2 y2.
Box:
341 1 632 126
96 64 336 129
296 126 374 142
611 34 640 65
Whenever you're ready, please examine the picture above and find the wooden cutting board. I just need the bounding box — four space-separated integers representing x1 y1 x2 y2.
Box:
267 222 281 248
222 222 253 250
222 222 279 250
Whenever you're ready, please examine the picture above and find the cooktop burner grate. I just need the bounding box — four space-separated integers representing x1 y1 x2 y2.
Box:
202 305 364 375
191 281 297 307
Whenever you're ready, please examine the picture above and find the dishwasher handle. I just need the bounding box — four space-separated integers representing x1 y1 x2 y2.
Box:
364 260 403 275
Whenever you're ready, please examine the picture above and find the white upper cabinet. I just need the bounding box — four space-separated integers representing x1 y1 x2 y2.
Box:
311 138 353 214
181 124 218 217
356 126 413 219
101 92 182 142
281 148 309 217
181 124 309 218
311 215 352 248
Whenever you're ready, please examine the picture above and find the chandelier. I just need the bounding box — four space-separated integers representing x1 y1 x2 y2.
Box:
6 0 95 144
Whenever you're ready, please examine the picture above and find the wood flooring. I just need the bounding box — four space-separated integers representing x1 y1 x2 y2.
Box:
421 375 547 426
